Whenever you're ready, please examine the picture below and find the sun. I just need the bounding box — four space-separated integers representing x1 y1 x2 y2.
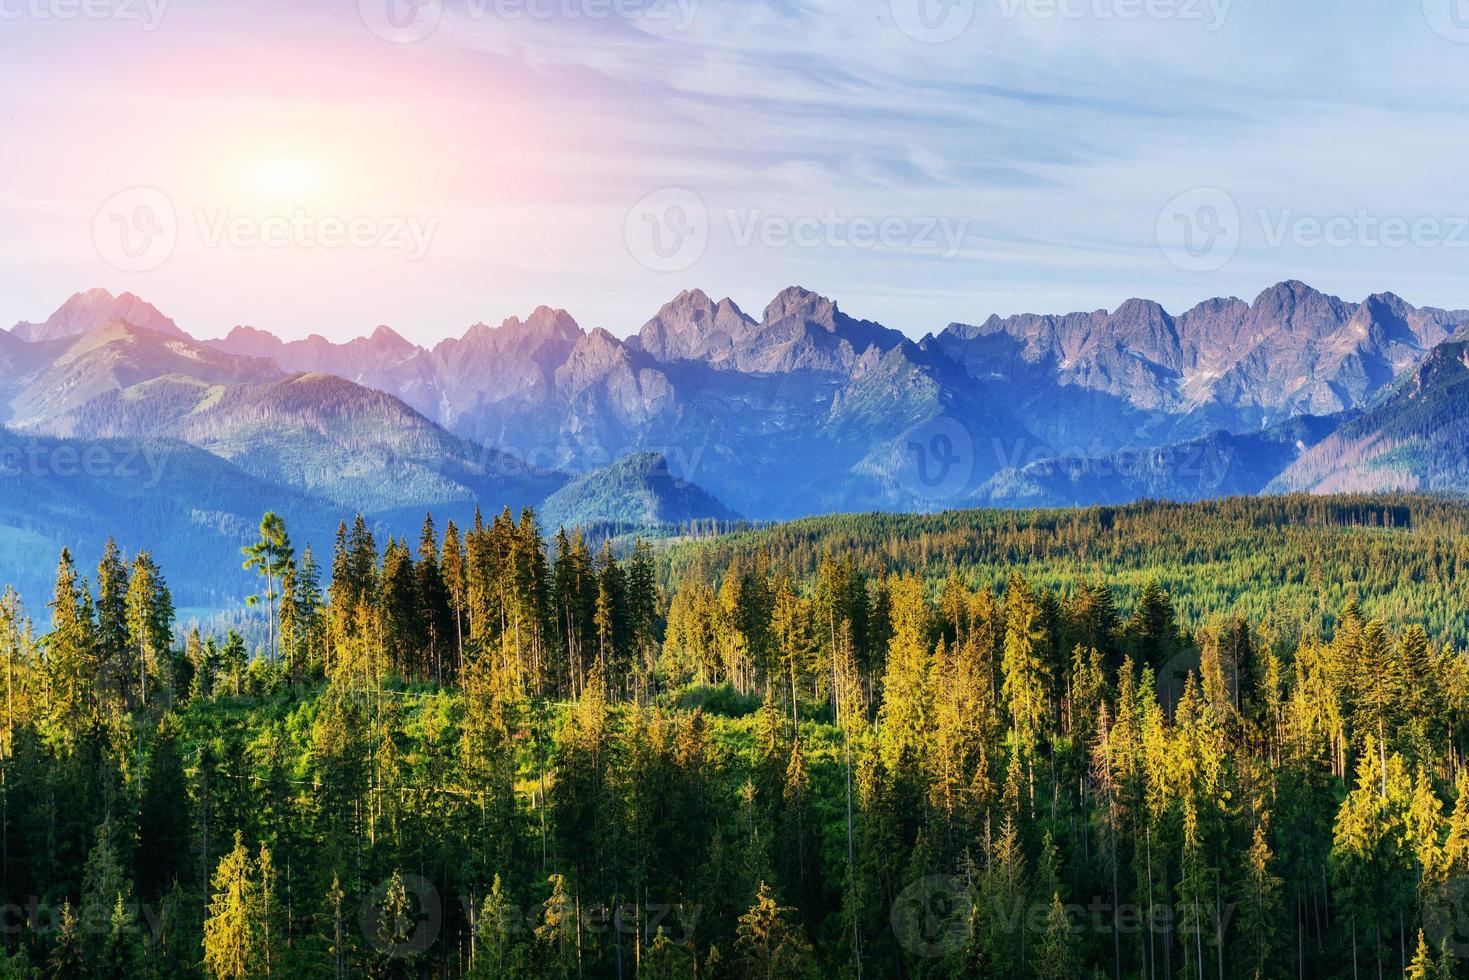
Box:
252 156 319 198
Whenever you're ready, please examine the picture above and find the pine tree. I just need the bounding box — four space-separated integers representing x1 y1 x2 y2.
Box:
471 874 528 979
94 537 130 706
1425 773 1469 972
1128 579 1177 670
49 901 86 979
1352 619 1402 786
0 586 34 746
258 842 276 978
535 874 578 979
242 513 293 665
976 813 1027 974
219 631 247 697
347 515 378 605
81 817 131 958
441 520 466 675
642 927 695 979
780 737 820 914
1443 771 1469 874
1035 892 1076 980
326 873 349 980
369 869 422 972
415 514 452 686
1236 821 1283 977
123 550 172 707
96 894 141 980
379 538 422 679
627 539 661 695
876 574 932 769
593 544 623 686
43 548 95 747
1001 576 1049 801
203 831 261 980
1434 938 1457 980
1331 737 1412 977
1400 624 1435 718
1407 929 1435 980
734 881 817 980
511 508 554 696
292 545 324 681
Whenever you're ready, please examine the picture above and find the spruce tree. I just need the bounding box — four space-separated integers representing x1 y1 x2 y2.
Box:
202 832 261 980
242 513 293 665
123 551 172 706
94 538 130 706
43 548 94 748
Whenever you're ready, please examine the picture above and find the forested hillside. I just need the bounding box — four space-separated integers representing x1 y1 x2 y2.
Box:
1 498 1468 977
664 495 1469 644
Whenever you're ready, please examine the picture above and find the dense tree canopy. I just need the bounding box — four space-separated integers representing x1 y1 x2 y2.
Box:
0 496 1467 978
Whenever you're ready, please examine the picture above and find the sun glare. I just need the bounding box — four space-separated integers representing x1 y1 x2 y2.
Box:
252 156 319 198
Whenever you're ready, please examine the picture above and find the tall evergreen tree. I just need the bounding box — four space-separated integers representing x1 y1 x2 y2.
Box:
242 513 293 665
123 551 172 707
43 548 95 747
202 832 262 980
94 538 130 706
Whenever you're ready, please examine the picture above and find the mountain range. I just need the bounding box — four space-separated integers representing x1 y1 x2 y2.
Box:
4 280 1469 604
203 278 1469 509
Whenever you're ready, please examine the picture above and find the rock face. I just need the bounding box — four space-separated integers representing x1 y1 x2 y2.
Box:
430 306 584 426
634 286 906 375
12 288 184 342
635 289 760 366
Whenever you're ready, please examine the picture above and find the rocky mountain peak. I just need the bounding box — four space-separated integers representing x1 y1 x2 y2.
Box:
13 288 184 343
368 325 415 354
1113 297 1169 321
762 286 839 330
637 288 756 364
1247 280 1351 334
450 307 583 355
223 325 279 345
561 328 631 379
1364 290 1409 311
522 305 582 338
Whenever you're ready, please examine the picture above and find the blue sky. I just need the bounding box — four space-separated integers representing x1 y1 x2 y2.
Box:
2 0 1467 342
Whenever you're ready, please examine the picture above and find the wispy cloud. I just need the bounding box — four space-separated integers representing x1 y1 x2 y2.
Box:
1 0 1466 341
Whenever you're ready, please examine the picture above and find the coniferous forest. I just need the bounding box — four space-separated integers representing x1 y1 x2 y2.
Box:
3 497 1469 978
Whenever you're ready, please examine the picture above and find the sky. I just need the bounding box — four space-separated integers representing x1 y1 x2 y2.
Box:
2 0 1468 344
